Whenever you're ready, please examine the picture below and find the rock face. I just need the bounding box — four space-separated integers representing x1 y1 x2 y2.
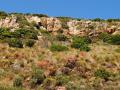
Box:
40 17 62 32
0 15 19 28
26 16 62 32
67 20 80 35
26 15 41 23
0 14 120 36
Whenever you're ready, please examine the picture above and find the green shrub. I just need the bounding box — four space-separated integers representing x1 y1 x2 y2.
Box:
76 18 81 21
43 78 56 90
57 17 72 29
25 32 38 40
99 33 120 45
30 69 45 88
110 35 120 45
12 29 38 40
71 36 91 51
0 11 8 19
79 44 91 51
25 39 35 47
8 38 23 48
57 29 64 34
0 28 11 39
107 19 113 22
99 32 111 42
56 34 68 41
83 36 92 44
32 14 48 17
0 85 23 90
107 18 120 22
66 82 81 90
62 23 69 29
92 18 104 22
57 17 72 23
16 14 30 28
50 44 68 52
13 76 23 87
40 29 50 35
94 69 111 80
55 74 70 86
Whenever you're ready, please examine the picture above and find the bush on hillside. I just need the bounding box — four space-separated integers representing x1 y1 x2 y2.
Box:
12 29 38 40
57 17 72 29
0 28 11 39
99 32 111 42
110 34 120 45
50 44 68 52
55 74 70 86
71 36 91 51
56 34 68 41
32 14 48 17
94 69 111 80
43 78 56 90
30 69 45 88
13 76 23 87
0 11 8 19
16 14 30 27
25 39 35 47
92 18 104 22
107 18 120 22
99 33 120 45
8 38 23 48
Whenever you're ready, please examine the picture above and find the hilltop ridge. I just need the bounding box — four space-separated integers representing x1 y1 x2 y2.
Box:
0 11 120 36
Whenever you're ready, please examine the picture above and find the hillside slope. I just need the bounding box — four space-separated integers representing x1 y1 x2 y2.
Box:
0 11 120 90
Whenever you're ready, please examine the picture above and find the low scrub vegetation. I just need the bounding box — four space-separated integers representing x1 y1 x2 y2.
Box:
99 32 120 45
13 76 23 87
56 34 68 41
71 36 91 51
50 44 68 51
25 39 35 47
0 12 120 90
92 18 104 22
8 38 23 48
0 28 38 48
94 69 111 80
30 68 45 88
0 11 8 19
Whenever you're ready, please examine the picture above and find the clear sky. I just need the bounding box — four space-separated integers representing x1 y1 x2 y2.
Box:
0 0 120 19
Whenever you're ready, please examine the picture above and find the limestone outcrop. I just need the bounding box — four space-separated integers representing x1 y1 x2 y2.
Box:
0 14 120 36
0 15 19 28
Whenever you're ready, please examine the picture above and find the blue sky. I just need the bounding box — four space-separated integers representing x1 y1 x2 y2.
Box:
0 0 120 19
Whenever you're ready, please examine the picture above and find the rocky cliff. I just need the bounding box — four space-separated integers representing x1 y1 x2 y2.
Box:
0 13 120 36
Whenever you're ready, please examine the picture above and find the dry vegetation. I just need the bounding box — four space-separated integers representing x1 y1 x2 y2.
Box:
0 11 120 90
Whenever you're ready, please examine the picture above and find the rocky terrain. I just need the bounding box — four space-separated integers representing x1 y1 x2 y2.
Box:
0 11 120 90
